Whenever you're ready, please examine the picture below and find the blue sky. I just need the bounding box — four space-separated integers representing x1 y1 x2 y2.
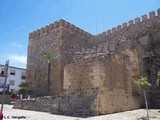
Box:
0 0 160 68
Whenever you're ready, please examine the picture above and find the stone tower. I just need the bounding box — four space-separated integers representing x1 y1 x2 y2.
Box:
27 19 93 96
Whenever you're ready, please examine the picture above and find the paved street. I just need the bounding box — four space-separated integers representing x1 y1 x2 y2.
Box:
2 104 160 120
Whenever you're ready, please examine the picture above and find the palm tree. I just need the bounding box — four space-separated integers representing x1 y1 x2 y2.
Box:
42 50 56 95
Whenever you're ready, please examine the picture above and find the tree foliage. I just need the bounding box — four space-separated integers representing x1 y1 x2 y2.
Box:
18 82 26 95
41 50 56 64
157 71 160 86
134 76 151 89
134 76 151 120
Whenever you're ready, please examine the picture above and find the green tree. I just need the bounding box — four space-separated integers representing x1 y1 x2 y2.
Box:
18 82 27 97
134 76 151 120
11 91 18 98
157 71 160 86
41 50 56 95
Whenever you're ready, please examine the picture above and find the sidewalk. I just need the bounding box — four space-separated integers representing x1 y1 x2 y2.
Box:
2 104 160 120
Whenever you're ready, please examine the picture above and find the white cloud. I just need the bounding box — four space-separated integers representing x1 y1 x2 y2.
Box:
9 55 27 64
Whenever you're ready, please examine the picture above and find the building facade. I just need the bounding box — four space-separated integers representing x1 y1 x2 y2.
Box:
0 65 26 92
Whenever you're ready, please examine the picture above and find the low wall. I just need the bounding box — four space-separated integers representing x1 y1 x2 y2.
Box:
14 97 55 112
14 89 142 117
14 92 98 117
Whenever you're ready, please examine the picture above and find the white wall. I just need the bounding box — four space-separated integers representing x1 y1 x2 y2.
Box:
0 65 26 92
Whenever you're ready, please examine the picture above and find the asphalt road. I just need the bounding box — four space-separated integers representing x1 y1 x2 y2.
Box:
1 104 160 120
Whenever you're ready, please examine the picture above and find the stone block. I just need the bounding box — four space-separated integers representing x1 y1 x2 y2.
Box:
149 11 155 19
157 8 160 16
142 14 148 21
134 17 140 24
122 22 128 29
128 20 134 26
112 27 116 33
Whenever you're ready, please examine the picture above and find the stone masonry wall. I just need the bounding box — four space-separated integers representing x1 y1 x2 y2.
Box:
24 8 160 116
92 53 142 114
16 52 142 116
95 9 160 66
63 52 142 115
27 19 93 95
27 20 63 95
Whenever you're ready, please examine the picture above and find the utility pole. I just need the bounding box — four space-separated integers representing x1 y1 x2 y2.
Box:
1 60 9 111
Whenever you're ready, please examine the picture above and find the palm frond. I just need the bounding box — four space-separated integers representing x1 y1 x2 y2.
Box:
41 50 56 63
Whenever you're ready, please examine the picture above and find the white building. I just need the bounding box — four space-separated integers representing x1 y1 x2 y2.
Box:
0 64 26 92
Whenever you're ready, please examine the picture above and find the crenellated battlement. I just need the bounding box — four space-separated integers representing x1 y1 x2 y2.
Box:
97 8 160 38
29 20 60 39
59 19 93 37
29 19 93 39
29 8 160 40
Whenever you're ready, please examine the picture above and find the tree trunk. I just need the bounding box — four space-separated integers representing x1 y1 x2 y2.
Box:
143 89 150 120
47 62 51 95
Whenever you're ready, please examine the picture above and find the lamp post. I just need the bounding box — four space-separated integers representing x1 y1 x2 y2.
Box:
1 60 9 111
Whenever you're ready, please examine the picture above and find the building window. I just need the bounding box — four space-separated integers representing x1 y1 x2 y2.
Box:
10 69 16 75
9 80 15 85
21 71 26 79
0 68 4 77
